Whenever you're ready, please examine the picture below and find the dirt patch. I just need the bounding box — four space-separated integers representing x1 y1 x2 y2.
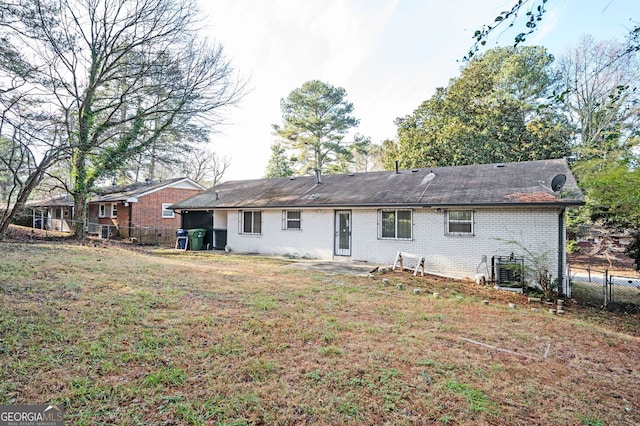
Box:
283 260 381 276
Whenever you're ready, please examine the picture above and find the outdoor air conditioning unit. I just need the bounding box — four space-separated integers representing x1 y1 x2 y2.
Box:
492 255 524 288
100 225 114 239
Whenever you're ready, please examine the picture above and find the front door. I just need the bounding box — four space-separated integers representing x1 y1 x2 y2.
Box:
334 210 351 256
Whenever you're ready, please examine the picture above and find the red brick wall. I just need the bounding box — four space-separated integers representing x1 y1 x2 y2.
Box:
131 187 202 230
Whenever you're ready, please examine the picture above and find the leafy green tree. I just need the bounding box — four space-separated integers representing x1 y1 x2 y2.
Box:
1 0 243 238
579 156 640 230
578 154 640 269
264 142 295 178
335 134 372 173
351 136 382 172
386 46 572 169
380 139 401 170
272 80 363 175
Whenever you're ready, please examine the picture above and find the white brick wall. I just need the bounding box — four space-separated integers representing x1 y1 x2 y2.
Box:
222 206 564 282
225 209 335 259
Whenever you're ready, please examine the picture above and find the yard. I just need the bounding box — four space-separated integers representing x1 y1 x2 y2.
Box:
0 240 639 425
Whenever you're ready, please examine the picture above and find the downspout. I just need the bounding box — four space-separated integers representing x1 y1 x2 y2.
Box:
558 206 565 297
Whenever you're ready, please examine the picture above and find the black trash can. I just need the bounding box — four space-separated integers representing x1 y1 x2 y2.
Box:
176 229 188 249
213 229 227 250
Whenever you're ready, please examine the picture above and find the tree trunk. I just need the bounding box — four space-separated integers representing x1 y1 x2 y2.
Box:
0 166 48 240
71 192 87 240
71 148 90 240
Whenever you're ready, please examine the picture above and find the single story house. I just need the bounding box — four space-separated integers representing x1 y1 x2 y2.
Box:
87 177 205 241
27 177 204 243
27 194 75 232
170 159 584 294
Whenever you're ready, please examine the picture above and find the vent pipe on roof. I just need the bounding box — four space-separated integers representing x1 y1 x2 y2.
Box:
395 160 399 174
315 169 322 184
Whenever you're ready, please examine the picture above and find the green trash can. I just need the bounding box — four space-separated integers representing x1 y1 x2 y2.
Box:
187 228 206 251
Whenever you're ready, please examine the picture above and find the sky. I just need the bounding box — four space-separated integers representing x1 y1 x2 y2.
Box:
196 0 640 181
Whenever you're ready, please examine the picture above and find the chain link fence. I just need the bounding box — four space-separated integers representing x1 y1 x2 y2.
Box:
93 223 177 246
568 265 640 314
28 218 178 247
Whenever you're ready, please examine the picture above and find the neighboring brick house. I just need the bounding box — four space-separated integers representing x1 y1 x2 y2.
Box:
27 177 204 243
87 177 205 241
170 159 584 295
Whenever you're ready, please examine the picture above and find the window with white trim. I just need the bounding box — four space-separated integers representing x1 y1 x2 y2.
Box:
282 210 301 230
240 210 262 234
446 210 473 235
111 203 118 218
379 209 412 239
162 203 175 218
99 204 107 218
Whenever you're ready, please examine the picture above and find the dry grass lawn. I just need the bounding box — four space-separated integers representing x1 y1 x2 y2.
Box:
0 241 639 425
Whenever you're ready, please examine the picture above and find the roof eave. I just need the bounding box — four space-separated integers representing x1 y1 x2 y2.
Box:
171 200 585 210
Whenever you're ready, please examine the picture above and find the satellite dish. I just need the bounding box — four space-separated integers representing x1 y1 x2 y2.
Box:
551 174 566 192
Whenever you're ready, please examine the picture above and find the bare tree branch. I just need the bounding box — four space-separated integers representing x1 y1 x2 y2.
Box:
0 0 245 238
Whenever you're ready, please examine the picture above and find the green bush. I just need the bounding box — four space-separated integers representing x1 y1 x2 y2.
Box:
566 239 580 254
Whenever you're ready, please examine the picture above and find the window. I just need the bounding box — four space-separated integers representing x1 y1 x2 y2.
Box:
162 203 175 218
282 210 301 230
99 203 117 218
380 209 412 239
240 210 262 234
446 210 473 235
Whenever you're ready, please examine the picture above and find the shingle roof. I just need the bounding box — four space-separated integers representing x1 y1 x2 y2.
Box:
170 159 584 210
26 177 201 208
91 177 191 202
26 194 75 208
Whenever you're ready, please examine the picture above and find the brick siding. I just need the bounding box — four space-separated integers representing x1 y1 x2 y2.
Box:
131 187 201 230
88 187 202 239
224 206 564 282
